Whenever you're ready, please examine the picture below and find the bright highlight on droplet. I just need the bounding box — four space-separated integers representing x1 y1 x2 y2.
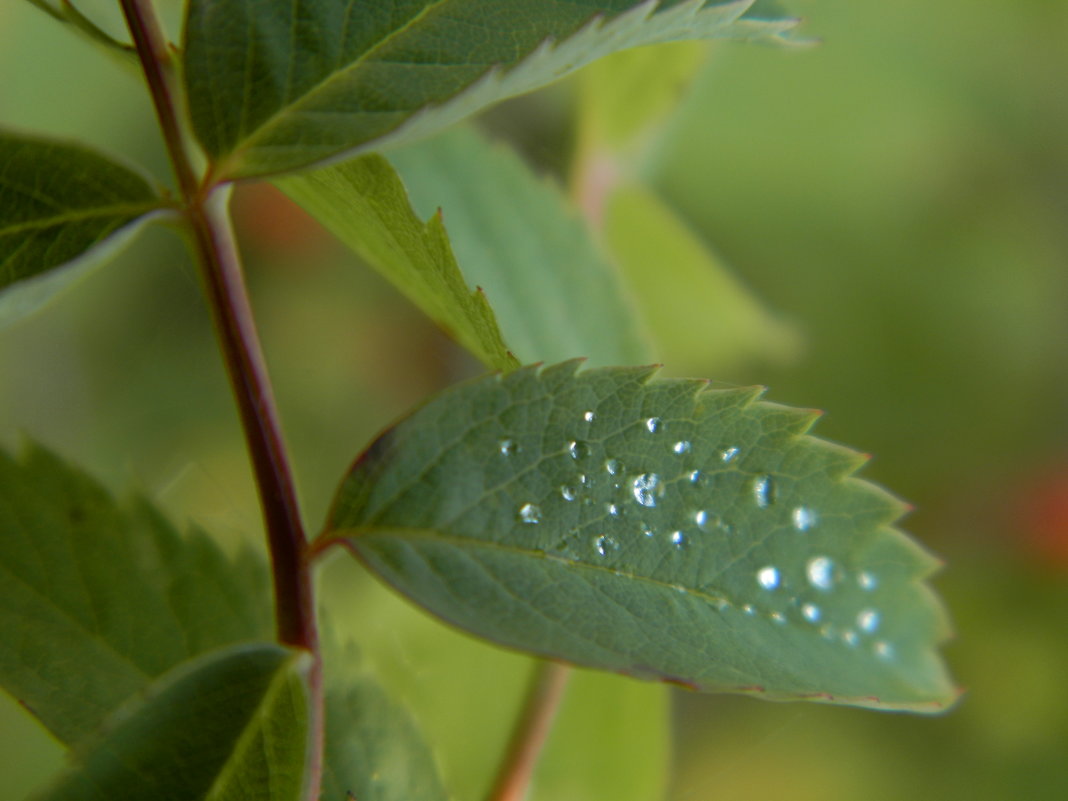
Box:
499 439 519 456
560 484 577 502
607 503 621 517
517 503 541 524
645 417 662 433
694 509 709 528
802 603 821 623
752 476 774 508
720 446 740 463
792 506 816 532
605 458 623 475
757 566 780 590
594 534 618 557
857 608 880 633
673 440 691 454
874 641 894 660
858 571 878 591
842 629 859 646
632 473 661 508
671 531 685 548
583 410 596 423
806 556 835 590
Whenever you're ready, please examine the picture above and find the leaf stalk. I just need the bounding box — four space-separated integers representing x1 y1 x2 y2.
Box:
119 0 323 797
485 661 572 801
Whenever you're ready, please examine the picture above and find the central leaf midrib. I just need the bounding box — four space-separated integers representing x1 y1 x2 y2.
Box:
351 525 736 607
0 201 162 238
230 0 457 160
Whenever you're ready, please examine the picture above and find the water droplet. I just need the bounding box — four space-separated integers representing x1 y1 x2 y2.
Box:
642 525 655 538
605 458 623 475
842 629 859 647
858 571 878 591
874 641 895 660
802 603 821 623
631 473 662 507
819 624 836 640
806 556 835 590
720 446 741 463
673 440 692 455
792 506 816 532
583 410 596 423
560 484 578 502
607 503 622 517
579 473 592 488
857 608 880 633
499 439 520 456
517 503 541 524
568 440 591 460
757 566 780 590
694 509 709 528
645 417 662 434
743 604 756 616
594 535 619 557
671 531 686 548
770 612 787 624
752 475 775 508
688 469 701 483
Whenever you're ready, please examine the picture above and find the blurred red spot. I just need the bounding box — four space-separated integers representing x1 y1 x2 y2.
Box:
1018 465 1068 569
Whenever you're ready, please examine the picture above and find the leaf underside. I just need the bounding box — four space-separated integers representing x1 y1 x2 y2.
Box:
33 643 311 801
183 0 799 179
0 443 273 745
0 130 163 325
327 362 956 712
389 125 652 367
276 153 518 372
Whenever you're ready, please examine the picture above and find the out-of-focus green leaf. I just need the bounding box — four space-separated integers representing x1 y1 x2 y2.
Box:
325 361 956 712
321 640 449 801
183 0 799 179
575 40 709 159
32 643 312 801
0 442 272 745
603 182 800 373
276 156 518 372
532 670 670 801
0 130 166 326
390 125 651 367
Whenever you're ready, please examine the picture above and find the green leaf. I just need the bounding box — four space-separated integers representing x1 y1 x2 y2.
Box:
276 154 518 372
0 442 273 745
325 361 956 712
0 130 166 326
32 643 312 801
532 671 670 801
388 125 652 366
321 641 449 801
602 182 801 373
183 0 799 179
574 40 710 159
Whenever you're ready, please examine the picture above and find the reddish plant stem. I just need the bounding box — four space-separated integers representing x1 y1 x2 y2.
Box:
485 661 572 801
119 1 322 796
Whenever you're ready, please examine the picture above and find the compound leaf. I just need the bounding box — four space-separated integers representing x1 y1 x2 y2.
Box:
0 130 166 326
0 443 273 745
183 0 799 179
276 154 518 372
325 362 956 712
33 643 312 801
389 125 652 367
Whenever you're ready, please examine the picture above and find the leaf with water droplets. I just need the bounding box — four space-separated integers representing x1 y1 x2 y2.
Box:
324 362 957 712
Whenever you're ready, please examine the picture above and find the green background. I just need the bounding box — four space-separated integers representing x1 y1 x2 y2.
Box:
2 0 1067 798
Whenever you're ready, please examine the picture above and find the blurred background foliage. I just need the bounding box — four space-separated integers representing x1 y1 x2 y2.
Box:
2 0 1067 799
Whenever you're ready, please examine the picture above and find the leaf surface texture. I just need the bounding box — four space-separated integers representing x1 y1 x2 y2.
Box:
183 0 798 178
327 362 956 711
0 444 273 745
0 131 164 326
33 643 311 801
